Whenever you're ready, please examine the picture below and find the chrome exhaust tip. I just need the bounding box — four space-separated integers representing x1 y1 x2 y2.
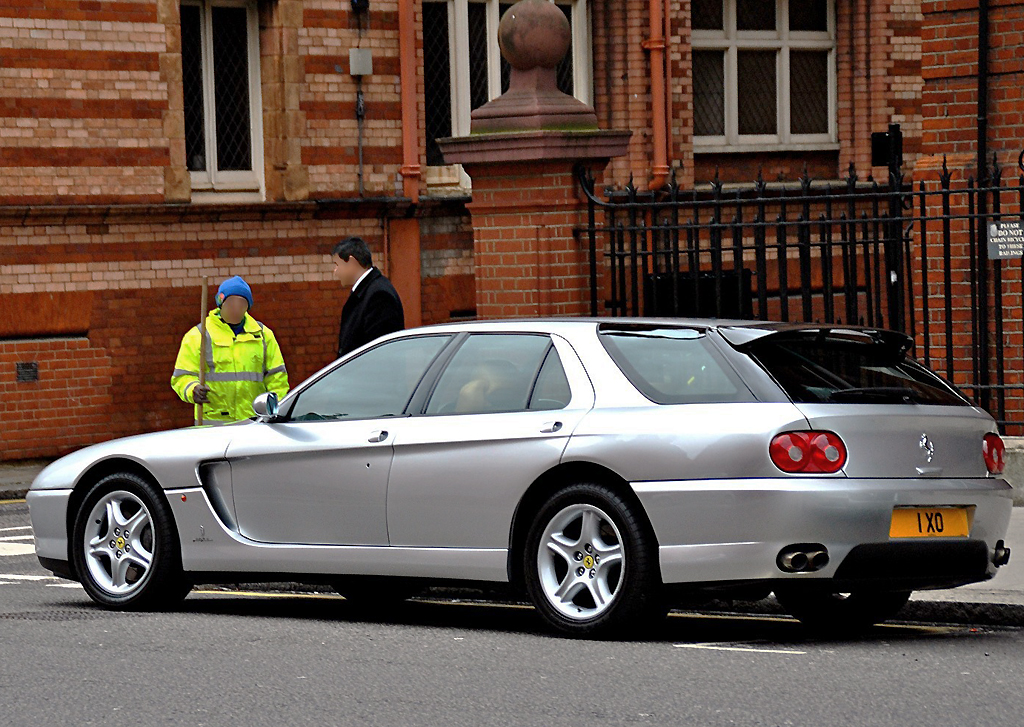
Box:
807 549 830 571
993 540 1011 567
780 551 809 573
777 544 829 573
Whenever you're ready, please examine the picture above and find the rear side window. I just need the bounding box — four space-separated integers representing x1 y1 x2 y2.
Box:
529 347 572 411
744 330 970 406
598 326 754 404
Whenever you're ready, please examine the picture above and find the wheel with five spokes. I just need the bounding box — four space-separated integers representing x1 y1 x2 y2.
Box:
524 482 663 636
72 472 190 610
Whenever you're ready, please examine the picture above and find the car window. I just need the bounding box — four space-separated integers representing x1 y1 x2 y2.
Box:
289 335 451 421
598 326 754 404
744 330 970 405
425 334 553 415
528 347 571 411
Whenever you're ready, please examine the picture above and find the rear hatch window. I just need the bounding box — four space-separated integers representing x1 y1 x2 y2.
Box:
741 328 970 406
598 325 755 404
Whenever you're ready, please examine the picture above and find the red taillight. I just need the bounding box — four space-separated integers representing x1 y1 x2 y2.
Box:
983 433 1005 475
769 431 847 474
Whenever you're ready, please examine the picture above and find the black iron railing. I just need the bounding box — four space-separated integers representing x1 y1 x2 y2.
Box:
578 156 1024 431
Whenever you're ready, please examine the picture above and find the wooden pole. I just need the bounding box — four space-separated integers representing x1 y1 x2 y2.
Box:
197 277 209 426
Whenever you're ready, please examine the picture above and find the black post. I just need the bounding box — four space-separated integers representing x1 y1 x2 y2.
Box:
885 123 906 331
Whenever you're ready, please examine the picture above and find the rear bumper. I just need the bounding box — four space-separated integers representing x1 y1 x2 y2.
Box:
632 477 1013 588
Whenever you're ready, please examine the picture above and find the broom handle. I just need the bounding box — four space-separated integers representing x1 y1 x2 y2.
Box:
197 277 209 426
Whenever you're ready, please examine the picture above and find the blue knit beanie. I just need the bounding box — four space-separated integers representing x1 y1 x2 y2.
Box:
216 276 253 309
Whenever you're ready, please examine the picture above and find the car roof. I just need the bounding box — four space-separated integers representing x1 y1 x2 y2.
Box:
408 317 898 345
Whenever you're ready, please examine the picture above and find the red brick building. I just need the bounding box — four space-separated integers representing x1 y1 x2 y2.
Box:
1 0 1021 459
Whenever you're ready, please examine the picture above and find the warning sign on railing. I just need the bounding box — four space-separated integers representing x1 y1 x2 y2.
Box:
988 221 1024 259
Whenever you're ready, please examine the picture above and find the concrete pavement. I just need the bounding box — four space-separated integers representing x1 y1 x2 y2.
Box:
912 507 1024 606
0 459 46 500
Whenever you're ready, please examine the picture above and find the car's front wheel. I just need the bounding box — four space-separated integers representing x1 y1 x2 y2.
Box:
524 482 664 637
72 473 190 610
774 587 911 632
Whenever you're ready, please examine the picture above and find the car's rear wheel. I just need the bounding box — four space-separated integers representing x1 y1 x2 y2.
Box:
524 482 664 637
774 587 911 632
72 473 190 610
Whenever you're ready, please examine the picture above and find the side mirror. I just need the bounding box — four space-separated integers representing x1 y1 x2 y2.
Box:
252 392 279 420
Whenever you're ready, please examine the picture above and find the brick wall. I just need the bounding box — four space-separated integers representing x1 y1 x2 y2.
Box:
0 203 471 460
914 0 1024 432
462 161 595 319
921 0 1024 163
0 337 114 460
301 0 404 197
589 0 925 188
0 0 169 204
420 213 475 324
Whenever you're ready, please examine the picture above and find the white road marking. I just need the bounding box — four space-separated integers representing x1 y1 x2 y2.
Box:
0 544 35 556
674 643 806 655
45 583 81 589
0 574 55 581
0 526 32 533
0 535 33 542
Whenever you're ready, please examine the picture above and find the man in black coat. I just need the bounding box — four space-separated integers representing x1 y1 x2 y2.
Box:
333 236 405 357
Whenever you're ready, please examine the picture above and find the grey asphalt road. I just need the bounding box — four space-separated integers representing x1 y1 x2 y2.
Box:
3 499 1024 727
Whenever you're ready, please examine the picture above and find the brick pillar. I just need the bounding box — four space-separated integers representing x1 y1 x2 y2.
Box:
439 131 629 319
436 0 629 319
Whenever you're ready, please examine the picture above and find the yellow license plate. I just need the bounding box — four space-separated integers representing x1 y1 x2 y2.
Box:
890 507 972 538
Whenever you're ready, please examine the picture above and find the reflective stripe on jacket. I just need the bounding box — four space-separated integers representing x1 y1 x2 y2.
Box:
171 310 289 423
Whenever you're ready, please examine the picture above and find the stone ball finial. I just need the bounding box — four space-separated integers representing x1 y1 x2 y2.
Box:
498 0 571 71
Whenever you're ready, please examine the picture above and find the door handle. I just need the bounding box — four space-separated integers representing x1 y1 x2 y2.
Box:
368 430 389 443
540 421 563 434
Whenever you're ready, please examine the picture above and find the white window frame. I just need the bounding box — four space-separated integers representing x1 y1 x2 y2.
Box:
691 0 837 153
423 0 593 189
182 0 265 199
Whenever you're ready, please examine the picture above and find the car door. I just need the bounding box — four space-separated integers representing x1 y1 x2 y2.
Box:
385 333 595 549
226 334 454 546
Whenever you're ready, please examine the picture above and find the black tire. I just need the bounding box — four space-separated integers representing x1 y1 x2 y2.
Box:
774 587 911 633
523 482 664 637
71 472 190 610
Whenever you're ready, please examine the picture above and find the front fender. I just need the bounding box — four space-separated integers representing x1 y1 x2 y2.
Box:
29 423 247 493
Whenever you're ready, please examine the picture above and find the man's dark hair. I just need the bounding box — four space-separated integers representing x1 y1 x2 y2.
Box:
332 236 373 268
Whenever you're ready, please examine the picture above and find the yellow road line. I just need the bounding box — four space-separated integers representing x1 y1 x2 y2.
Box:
193 589 343 600
670 611 796 624
0 499 27 505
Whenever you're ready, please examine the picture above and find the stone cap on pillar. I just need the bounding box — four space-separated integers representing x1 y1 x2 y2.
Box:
471 0 595 133
437 0 629 165
438 129 631 166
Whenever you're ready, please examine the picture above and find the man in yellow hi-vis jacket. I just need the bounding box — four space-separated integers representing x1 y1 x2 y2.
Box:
171 276 289 424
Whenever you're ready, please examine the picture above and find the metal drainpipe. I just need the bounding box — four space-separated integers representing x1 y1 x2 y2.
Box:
663 0 673 181
398 0 420 203
976 0 992 413
645 0 670 190
978 0 990 183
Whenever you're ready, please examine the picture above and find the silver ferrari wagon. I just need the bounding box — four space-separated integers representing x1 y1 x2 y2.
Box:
27 319 1013 635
